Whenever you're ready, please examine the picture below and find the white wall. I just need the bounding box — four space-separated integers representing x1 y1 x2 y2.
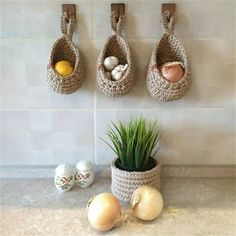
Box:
0 0 235 166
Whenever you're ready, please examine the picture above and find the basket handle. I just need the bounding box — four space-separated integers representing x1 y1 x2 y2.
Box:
61 11 75 40
161 12 175 35
110 10 125 35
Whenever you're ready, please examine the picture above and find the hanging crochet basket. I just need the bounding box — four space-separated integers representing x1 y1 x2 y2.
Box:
47 13 83 94
97 11 135 97
111 159 161 203
146 13 191 101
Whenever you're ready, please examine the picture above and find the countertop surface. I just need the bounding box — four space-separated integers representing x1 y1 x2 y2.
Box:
1 177 236 236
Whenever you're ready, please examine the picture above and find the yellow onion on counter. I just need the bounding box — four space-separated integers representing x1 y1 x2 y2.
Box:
161 61 184 83
86 193 122 231
130 186 163 221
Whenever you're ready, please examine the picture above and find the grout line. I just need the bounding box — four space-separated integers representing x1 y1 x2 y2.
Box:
1 165 235 178
0 107 226 112
94 95 97 165
0 108 95 112
92 0 97 166
94 107 226 111
0 38 92 42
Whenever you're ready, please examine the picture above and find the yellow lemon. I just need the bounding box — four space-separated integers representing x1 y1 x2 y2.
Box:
55 60 73 76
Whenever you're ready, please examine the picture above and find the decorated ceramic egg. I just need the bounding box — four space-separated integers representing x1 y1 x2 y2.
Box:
54 163 75 192
75 160 95 188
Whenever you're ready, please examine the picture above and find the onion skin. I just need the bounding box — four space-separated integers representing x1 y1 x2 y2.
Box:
105 71 112 80
130 186 163 221
87 193 122 231
161 61 184 83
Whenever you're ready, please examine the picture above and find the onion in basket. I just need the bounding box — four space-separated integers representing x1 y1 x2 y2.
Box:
161 61 184 83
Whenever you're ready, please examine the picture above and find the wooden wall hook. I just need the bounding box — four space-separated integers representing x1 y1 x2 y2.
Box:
111 3 125 22
62 4 76 23
162 3 176 22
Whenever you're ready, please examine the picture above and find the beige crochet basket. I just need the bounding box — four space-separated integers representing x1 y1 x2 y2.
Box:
47 13 83 94
146 13 191 101
111 160 161 202
97 11 135 97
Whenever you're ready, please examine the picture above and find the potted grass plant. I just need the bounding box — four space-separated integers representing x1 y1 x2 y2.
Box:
102 117 161 202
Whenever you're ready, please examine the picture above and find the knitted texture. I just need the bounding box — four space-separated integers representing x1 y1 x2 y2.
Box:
96 11 135 97
47 13 83 94
146 13 191 101
111 160 161 202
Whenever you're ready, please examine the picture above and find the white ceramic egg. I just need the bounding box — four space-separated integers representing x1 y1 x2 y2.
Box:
75 160 95 188
104 56 119 71
54 163 75 192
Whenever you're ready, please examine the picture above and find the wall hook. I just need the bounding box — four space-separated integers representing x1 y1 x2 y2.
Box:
62 4 76 23
111 3 125 23
162 3 176 22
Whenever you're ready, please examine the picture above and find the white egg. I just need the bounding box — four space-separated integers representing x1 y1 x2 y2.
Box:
104 56 119 71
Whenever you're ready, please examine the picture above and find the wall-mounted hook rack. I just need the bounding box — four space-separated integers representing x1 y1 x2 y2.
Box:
62 4 76 23
162 3 176 22
111 3 125 23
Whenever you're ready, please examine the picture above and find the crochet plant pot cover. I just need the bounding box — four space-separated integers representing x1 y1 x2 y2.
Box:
97 11 135 97
146 13 191 101
111 159 161 203
47 13 83 94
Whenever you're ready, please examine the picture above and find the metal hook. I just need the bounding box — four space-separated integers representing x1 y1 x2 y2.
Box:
62 4 76 23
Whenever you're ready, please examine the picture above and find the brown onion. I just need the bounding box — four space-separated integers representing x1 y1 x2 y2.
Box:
87 193 122 231
161 61 184 83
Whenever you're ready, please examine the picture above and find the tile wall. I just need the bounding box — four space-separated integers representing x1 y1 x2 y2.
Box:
0 0 235 166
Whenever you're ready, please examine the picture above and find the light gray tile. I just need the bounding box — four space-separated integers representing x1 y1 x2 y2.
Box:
1 131 33 152
184 63 236 108
0 111 94 165
92 1 111 39
183 39 236 65
1 0 93 39
1 40 51 65
0 40 94 109
95 109 236 165
182 108 236 132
